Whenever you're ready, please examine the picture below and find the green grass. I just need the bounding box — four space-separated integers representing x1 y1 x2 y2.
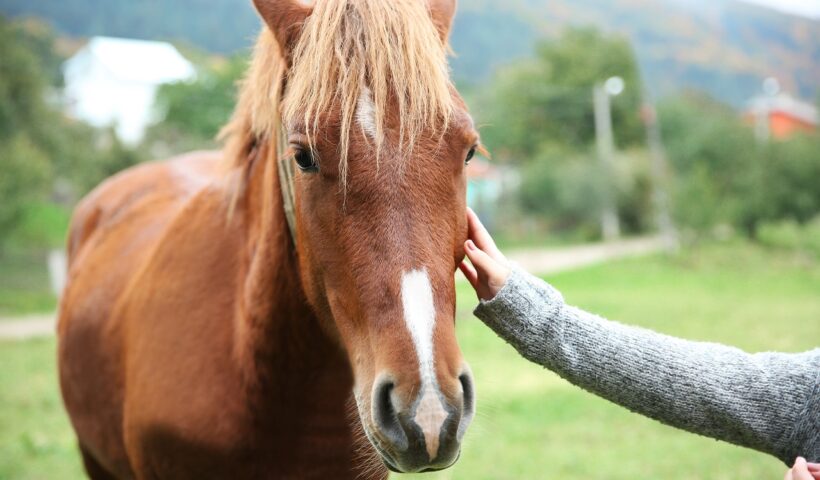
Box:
0 340 85 480
0 251 58 317
1 242 818 479
5 203 71 251
0 202 69 316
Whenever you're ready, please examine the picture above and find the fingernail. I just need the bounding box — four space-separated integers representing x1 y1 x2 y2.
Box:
466 240 476 251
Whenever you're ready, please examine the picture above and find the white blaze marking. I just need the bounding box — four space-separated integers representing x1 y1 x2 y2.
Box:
401 269 448 460
356 86 378 139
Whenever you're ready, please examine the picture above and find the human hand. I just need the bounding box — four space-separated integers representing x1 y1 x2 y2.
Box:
459 208 511 301
784 457 820 480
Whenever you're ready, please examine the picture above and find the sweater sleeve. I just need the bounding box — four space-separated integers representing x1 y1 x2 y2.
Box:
473 265 820 465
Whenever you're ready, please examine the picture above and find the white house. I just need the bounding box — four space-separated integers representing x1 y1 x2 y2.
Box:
63 36 196 145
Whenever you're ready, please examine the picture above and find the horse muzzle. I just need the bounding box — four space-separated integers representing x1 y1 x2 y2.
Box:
364 368 475 473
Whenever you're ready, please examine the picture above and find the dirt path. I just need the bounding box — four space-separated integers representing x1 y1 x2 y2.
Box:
0 235 670 341
0 314 56 341
507 235 670 275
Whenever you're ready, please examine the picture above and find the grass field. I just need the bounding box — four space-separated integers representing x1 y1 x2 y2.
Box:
1 242 818 479
0 251 57 317
0 202 69 317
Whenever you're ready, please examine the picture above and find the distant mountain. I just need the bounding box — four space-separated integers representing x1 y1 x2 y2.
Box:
1 0 817 106
451 0 819 105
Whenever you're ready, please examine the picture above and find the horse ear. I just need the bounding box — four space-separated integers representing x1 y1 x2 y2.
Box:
252 0 313 56
428 0 457 42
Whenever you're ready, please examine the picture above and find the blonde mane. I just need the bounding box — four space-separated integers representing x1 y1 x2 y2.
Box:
222 0 455 184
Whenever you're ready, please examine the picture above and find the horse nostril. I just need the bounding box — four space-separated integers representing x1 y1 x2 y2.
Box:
375 380 395 427
457 372 476 441
372 379 408 451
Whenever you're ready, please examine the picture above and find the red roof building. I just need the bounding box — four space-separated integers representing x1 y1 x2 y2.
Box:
746 93 818 140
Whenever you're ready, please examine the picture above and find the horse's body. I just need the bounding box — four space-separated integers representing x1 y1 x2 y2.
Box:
59 1 478 478
60 150 360 478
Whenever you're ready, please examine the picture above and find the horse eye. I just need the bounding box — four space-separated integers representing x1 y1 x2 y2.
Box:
294 149 318 172
465 147 476 165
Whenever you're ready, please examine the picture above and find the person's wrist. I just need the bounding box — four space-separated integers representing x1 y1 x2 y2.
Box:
486 265 511 300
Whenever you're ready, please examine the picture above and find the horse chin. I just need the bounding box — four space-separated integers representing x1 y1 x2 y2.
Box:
379 450 461 474
358 422 442 474
380 455 401 473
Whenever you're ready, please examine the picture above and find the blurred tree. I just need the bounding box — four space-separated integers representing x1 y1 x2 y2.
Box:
659 93 756 233
477 27 644 161
0 137 52 251
146 55 245 154
753 135 820 227
0 17 56 248
659 92 820 238
475 27 649 239
0 16 143 248
517 146 652 238
518 147 604 235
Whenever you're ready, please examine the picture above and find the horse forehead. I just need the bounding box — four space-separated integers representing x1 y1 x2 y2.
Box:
354 88 474 143
356 87 378 139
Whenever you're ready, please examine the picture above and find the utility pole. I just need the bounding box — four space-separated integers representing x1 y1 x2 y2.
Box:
641 97 678 251
593 78 622 242
755 77 780 144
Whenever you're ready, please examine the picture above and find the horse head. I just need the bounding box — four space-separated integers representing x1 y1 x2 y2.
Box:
253 0 477 472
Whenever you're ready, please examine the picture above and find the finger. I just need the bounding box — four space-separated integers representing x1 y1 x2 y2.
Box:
793 458 814 480
464 239 501 277
466 208 496 253
466 208 505 262
807 463 820 472
786 468 794 480
458 259 478 288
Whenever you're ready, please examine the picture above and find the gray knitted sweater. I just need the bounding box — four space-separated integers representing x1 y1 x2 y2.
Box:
474 266 820 465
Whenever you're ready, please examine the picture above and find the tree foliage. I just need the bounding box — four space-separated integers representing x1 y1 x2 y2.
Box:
0 17 143 248
659 92 820 237
0 18 56 245
477 28 645 161
149 56 246 146
474 28 650 238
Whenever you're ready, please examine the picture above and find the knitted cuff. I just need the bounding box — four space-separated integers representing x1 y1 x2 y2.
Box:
473 265 565 360
782 361 820 464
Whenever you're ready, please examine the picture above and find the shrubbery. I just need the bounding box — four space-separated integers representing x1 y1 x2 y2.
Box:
758 218 820 258
0 17 143 249
660 94 820 239
477 29 820 242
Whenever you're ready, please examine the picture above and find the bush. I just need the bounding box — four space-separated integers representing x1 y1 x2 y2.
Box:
0 136 52 250
757 217 820 258
5 202 72 250
0 17 145 248
517 146 652 238
518 148 605 235
660 94 820 238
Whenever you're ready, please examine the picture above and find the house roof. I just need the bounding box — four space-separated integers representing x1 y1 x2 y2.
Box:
69 36 196 85
747 93 818 126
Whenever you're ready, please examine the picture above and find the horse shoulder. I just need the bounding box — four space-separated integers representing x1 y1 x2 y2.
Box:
114 171 253 472
58 150 227 478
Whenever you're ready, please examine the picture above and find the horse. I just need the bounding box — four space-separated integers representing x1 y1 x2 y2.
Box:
57 0 481 477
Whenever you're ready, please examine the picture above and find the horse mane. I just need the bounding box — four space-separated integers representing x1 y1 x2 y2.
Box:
221 0 455 185
221 29 285 174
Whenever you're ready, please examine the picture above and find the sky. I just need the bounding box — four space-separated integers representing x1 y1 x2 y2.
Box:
741 0 820 18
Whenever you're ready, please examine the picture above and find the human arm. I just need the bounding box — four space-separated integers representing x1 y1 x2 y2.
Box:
460 209 820 465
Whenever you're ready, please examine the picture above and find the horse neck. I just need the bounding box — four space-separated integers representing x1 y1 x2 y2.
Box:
234 140 348 391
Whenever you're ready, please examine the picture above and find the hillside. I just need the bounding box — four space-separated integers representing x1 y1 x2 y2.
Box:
1 0 817 105
451 0 819 104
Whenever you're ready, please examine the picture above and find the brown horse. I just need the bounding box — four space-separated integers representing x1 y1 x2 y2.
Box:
58 0 481 478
